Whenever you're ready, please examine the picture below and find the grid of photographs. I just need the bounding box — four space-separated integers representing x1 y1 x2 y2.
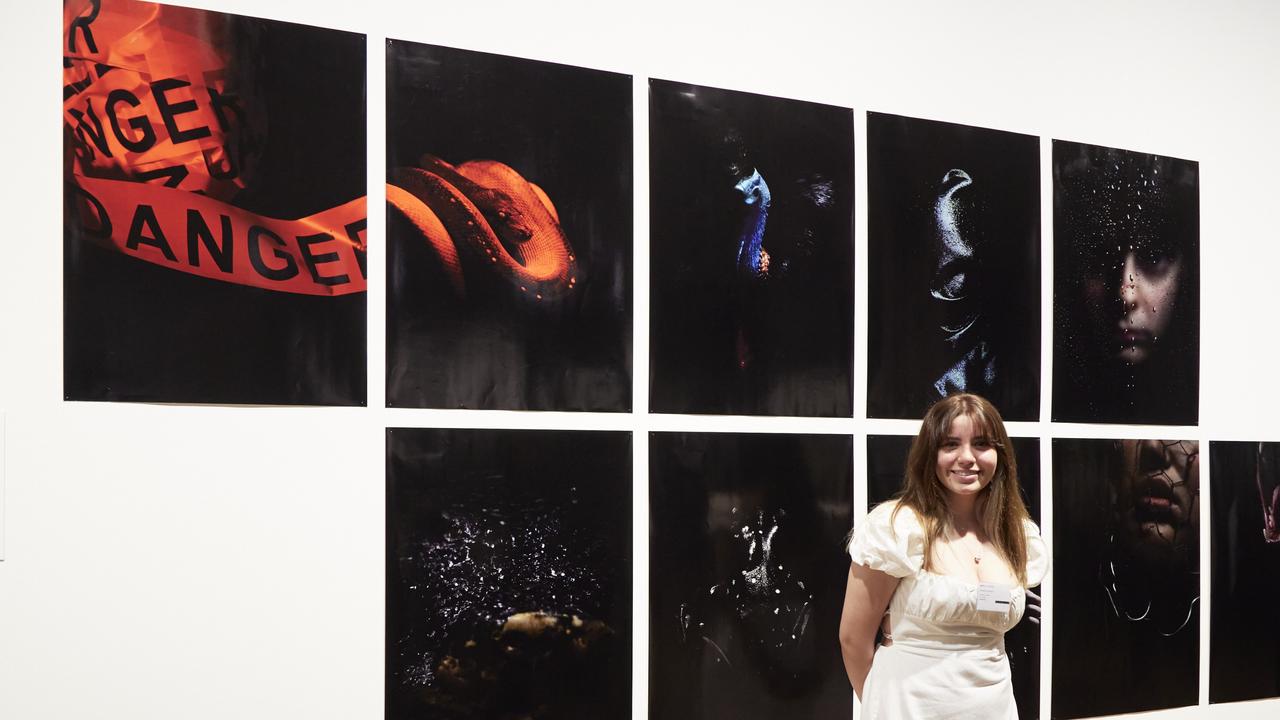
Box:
67 4 1280 719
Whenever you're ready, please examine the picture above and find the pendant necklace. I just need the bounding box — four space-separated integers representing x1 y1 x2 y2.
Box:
952 524 984 565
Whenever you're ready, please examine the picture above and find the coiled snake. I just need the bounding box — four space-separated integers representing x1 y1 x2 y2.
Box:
387 155 578 300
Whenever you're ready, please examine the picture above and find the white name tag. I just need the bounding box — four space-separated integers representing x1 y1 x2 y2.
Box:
976 582 1013 613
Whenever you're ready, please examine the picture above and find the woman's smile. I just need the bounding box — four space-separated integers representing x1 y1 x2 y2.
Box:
936 414 999 498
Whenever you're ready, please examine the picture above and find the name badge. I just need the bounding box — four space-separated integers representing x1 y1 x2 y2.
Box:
976 582 1013 613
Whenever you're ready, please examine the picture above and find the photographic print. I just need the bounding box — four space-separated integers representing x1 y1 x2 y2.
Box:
648 80 854 417
1052 438 1200 718
386 41 632 411
63 0 367 405
386 428 632 720
866 113 1040 421
866 434 1042 719
649 432 853 719
1210 441 1280 703
1052 141 1199 425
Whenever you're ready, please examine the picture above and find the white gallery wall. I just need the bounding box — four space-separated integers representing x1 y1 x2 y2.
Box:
3 0 1279 717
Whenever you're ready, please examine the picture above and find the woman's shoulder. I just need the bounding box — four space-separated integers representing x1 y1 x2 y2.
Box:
866 499 926 535
850 499 926 577
1020 516 1043 538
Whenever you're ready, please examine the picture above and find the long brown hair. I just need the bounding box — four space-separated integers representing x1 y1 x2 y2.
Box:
891 393 1033 584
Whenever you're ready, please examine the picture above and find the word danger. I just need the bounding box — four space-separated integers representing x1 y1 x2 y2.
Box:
71 179 367 296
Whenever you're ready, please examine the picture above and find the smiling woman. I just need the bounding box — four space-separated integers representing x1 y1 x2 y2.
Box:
839 394 1045 719
935 415 1000 504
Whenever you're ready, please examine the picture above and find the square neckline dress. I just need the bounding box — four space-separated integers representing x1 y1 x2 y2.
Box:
848 501 1048 720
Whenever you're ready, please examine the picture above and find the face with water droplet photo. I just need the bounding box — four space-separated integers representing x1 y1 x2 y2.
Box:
1081 239 1184 365
1051 141 1199 425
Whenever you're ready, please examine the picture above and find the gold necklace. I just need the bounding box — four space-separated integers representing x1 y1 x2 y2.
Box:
950 525 985 565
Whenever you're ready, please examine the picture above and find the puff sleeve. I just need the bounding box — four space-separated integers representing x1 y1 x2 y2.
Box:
847 501 925 578
1023 518 1048 588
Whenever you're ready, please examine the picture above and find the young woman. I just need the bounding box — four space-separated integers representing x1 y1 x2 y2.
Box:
839 393 1046 718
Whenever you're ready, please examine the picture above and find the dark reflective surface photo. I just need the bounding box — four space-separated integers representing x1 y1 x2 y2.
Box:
386 428 632 719
1210 440 1280 704
649 432 852 719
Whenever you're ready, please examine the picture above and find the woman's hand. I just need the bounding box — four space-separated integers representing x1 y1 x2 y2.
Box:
1025 588 1042 625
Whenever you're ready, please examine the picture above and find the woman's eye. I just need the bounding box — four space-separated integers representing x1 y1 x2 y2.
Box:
1137 245 1177 275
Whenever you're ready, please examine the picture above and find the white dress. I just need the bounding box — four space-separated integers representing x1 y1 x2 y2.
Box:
848 501 1048 720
